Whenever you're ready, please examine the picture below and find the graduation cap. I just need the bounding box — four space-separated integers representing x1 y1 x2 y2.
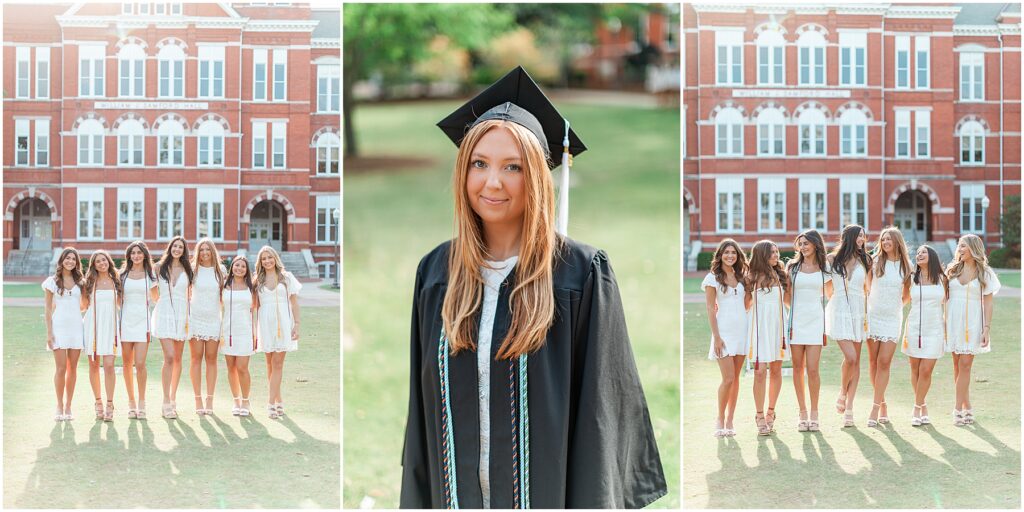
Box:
437 66 586 235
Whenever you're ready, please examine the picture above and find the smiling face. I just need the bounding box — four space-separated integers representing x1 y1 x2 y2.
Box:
721 245 737 268
856 229 867 249
957 239 973 262
916 246 929 266
880 232 893 255
130 245 145 266
170 239 185 259
94 254 109 273
768 245 780 266
796 236 815 260
232 258 248 277
198 243 212 265
465 127 527 232
260 251 276 271
62 251 78 271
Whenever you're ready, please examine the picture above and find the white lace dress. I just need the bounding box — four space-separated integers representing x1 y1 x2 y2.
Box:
946 268 1001 355
221 287 256 356
188 265 223 341
257 272 302 353
701 273 748 359
84 288 119 358
867 260 908 343
748 285 787 365
120 274 157 343
41 276 84 350
787 269 827 346
826 263 867 342
902 282 946 359
152 271 189 340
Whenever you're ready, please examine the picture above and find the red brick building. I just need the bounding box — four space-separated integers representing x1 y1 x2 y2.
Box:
3 2 340 278
683 3 1020 267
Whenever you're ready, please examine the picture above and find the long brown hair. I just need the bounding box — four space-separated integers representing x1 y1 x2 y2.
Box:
946 234 991 289
223 254 256 304
914 245 949 299
830 224 872 279
120 240 156 290
83 250 122 298
442 119 558 360
156 236 194 285
51 247 84 295
871 226 911 284
786 229 829 277
710 238 747 292
191 237 225 286
746 240 789 293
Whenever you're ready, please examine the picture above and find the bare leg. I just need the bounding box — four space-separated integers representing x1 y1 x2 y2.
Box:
225 356 241 404
160 339 177 406
725 356 745 430
53 350 68 415
951 353 960 389
837 340 862 412
265 353 275 404
752 366 767 414
866 339 880 390
170 340 185 403
955 354 975 411
189 339 205 410
65 350 81 415
909 357 920 398
270 352 286 405
102 355 116 402
134 342 149 406
204 340 218 410
768 361 783 411
238 356 252 402
716 356 737 429
916 359 936 418
805 345 822 418
121 343 136 410
791 346 807 415
872 342 897 419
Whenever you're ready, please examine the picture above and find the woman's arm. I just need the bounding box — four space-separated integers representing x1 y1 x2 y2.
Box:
824 279 834 300
44 290 54 349
290 294 300 341
982 292 994 347
704 287 724 357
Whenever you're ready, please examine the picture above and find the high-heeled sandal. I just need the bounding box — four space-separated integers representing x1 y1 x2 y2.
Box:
239 398 251 417
195 395 206 416
63 408 74 421
919 403 931 425
911 404 923 427
835 394 847 414
54 408 64 422
205 395 215 415
268 403 280 420
878 401 890 424
963 408 975 424
162 401 178 420
103 400 114 422
953 408 965 426
136 401 147 420
232 396 242 416
797 410 809 432
94 398 104 420
765 407 776 432
275 402 285 416
843 410 855 428
755 411 770 436
127 400 138 419
867 402 881 427
808 410 820 432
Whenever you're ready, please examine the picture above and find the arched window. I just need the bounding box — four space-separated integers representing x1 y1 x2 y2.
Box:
117 119 145 166
756 28 786 86
157 119 185 167
960 120 985 165
714 107 744 156
756 108 785 156
797 29 826 86
158 44 186 98
797 107 827 156
118 44 146 97
839 108 868 157
78 119 105 166
197 120 224 167
315 132 340 174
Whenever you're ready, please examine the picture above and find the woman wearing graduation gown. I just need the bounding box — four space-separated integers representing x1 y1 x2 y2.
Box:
401 66 666 509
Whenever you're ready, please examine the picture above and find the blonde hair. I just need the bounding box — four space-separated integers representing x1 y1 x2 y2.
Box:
190 237 225 285
946 234 991 289
254 245 288 291
442 119 558 360
871 226 912 284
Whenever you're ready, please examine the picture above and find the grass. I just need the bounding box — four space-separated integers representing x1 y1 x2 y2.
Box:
3 305 340 508
995 270 1021 289
318 283 341 292
682 293 1021 508
344 100 680 508
4 283 43 299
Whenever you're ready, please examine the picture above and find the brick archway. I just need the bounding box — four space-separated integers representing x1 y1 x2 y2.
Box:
885 180 941 213
242 191 296 222
5 188 58 222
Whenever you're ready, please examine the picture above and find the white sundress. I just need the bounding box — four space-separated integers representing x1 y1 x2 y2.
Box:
83 288 119 358
257 272 302 353
701 273 749 359
946 268 1001 355
188 265 224 341
748 284 788 365
152 271 189 341
826 263 867 342
120 274 157 343
221 287 257 356
902 282 946 360
787 268 828 346
41 276 85 350
867 259 909 343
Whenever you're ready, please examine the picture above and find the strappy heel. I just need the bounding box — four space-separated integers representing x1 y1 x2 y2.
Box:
755 411 770 436
127 400 138 420
963 408 975 424
268 403 280 419
162 401 178 419
54 408 65 422
239 398 251 417
797 410 809 432
765 407 776 432
953 408 965 426
103 400 114 422
867 402 881 428
94 398 104 420
195 395 206 416
807 410 820 432
232 396 242 416
136 401 147 420
205 395 215 416
843 410 855 428
835 394 847 414
878 401 890 424
276 402 285 416
911 404 923 427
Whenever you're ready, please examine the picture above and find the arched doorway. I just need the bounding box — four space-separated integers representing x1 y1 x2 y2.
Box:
893 190 931 243
16 198 52 250
249 200 286 253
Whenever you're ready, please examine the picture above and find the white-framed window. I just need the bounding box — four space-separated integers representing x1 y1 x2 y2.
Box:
198 45 225 98
253 48 267 101
895 110 910 158
839 108 867 156
272 122 286 168
253 122 267 168
251 121 286 169
715 30 744 85
758 177 786 232
315 195 340 243
895 36 910 89
915 110 930 158
117 119 145 166
117 187 144 240
156 188 184 240
16 47 30 98
170 1 181 15
155 2 165 14
715 177 744 232
138 1 149 14
157 120 185 167
272 48 287 101
77 119 105 166
316 132 340 174
79 44 106 97
34 119 49 167
77 187 104 240
715 108 744 156
960 183 986 233
317 64 340 112
158 44 185 98
798 107 826 156
960 52 984 101
797 30 826 86
36 47 50 99
197 120 225 167
799 178 827 230
756 108 785 156
118 43 145 97
122 2 133 14
756 28 785 86
196 188 224 240
915 36 930 89
839 32 867 86
14 119 30 166
839 178 867 229
960 120 985 165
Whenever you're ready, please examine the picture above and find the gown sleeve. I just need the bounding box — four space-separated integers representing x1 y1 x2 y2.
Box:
41 276 57 294
286 272 303 296
400 263 430 507
984 268 1001 296
701 272 717 290
567 251 667 508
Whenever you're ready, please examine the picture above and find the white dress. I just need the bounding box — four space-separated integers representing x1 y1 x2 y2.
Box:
120 274 157 342
220 287 256 356
41 276 84 350
787 268 827 346
188 265 223 341
701 273 749 359
902 282 946 359
946 268 1001 355
748 284 787 365
257 272 302 353
867 260 908 343
83 288 118 357
152 271 189 340
826 263 867 342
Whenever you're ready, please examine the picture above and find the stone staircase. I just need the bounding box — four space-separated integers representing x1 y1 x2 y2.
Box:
247 250 317 279
4 249 53 276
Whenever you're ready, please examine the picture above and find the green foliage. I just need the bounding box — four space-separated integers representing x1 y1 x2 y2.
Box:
697 251 713 271
990 247 1011 268
1001 195 1021 248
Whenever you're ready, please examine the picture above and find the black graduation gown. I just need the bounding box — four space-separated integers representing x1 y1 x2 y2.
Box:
400 237 667 509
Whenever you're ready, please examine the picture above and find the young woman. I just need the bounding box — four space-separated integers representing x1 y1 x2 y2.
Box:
222 255 258 417
945 234 1001 425
82 250 122 422
825 224 871 427
702 239 749 438
152 236 193 419
401 67 665 508
744 240 789 436
188 238 225 415
902 245 948 426
118 241 159 420
865 227 912 427
785 230 832 432
42 248 85 421
255 246 301 420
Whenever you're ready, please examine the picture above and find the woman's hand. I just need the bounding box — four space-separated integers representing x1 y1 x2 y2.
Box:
981 326 990 348
713 335 726 358
46 332 54 350
291 324 300 341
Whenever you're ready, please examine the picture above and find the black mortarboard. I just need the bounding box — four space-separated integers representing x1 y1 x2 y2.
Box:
436 66 587 168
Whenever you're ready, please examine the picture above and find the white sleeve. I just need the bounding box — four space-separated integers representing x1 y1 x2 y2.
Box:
41 276 57 294
701 273 718 290
984 268 1001 296
287 272 303 296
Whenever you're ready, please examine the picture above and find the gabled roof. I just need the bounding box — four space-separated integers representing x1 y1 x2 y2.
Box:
954 3 1011 25
310 9 339 39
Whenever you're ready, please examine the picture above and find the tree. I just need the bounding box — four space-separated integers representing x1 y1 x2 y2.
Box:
1001 194 1020 249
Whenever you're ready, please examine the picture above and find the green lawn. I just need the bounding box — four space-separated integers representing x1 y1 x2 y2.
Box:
344 100 680 508
682 295 1021 508
995 270 1021 289
3 306 340 508
4 283 43 299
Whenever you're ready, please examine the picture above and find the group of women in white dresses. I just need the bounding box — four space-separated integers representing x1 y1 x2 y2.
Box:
42 237 302 422
703 228 1001 436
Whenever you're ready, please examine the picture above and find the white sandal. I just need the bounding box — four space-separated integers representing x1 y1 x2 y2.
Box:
953 408 966 426
911 404 923 427
239 398 251 417
231 396 241 416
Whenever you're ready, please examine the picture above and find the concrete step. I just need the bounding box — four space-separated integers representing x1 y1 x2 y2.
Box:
4 249 53 277
247 252 312 278
906 240 954 266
